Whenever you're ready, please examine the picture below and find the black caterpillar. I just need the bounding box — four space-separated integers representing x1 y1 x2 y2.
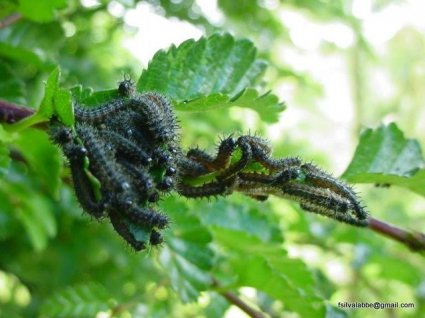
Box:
178 135 369 227
50 80 369 251
50 80 179 250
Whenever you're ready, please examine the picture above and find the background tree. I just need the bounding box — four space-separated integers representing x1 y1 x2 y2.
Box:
0 1 424 317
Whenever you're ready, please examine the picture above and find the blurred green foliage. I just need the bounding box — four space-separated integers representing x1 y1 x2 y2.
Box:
0 1 424 318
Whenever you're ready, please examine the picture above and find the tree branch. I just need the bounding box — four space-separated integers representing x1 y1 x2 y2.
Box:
233 184 425 254
211 278 266 318
368 217 425 252
0 13 22 29
220 291 266 318
0 100 35 123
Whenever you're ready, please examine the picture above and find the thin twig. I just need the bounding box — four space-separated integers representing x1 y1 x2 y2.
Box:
368 217 425 252
211 278 266 318
0 13 22 29
0 100 35 123
220 291 266 318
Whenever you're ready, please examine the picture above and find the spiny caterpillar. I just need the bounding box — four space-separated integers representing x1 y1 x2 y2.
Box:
50 79 179 250
50 79 369 251
177 135 369 227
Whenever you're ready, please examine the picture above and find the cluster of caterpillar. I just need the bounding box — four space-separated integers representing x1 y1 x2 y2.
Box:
177 136 369 227
51 80 369 251
50 80 180 250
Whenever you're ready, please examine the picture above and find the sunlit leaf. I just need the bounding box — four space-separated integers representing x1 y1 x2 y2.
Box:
138 33 284 122
38 67 60 117
175 88 284 122
343 123 425 197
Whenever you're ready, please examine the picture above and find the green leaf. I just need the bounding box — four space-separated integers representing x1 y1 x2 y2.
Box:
204 293 229 318
198 199 283 243
0 61 26 104
212 228 325 317
0 21 63 68
231 254 325 318
14 128 62 196
159 197 214 302
3 163 57 251
76 88 119 107
342 123 425 197
39 67 60 117
0 191 19 240
41 283 112 318
0 141 10 176
5 67 74 131
0 42 47 68
138 33 284 122
17 193 57 251
18 0 67 23
175 89 284 122
55 88 74 126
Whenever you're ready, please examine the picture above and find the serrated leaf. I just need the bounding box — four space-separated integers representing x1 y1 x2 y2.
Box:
138 33 284 122
175 89 284 122
0 61 26 104
212 228 325 317
18 0 67 23
41 283 111 318
159 197 214 302
231 255 325 318
343 123 425 197
11 67 74 129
